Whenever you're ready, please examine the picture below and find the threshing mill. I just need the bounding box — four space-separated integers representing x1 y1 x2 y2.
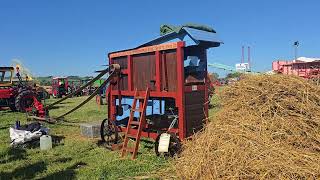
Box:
101 27 222 159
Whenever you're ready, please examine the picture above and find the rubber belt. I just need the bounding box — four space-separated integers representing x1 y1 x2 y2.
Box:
55 70 116 119
46 67 110 110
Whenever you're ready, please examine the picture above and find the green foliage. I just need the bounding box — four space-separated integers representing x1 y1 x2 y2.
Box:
208 72 219 82
160 23 216 35
36 76 95 86
226 72 242 79
37 76 52 86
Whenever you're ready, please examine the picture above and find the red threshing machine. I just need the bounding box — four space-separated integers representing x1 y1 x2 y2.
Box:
100 27 222 159
4 26 222 159
272 57 320 79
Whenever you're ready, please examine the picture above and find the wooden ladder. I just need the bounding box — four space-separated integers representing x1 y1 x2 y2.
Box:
121 88 150 159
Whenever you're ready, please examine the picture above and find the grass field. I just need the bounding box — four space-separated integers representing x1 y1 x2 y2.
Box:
0 93 221 179
0 97 167 179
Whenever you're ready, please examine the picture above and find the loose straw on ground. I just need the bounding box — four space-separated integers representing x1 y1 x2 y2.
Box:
170 74 320 179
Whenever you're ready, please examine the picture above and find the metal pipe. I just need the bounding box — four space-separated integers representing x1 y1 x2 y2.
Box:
248 46 251 69
241 46 244 63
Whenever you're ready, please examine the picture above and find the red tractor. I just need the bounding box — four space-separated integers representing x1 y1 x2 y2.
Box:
0 67 16 110
52 77 72 98
0 67 45 117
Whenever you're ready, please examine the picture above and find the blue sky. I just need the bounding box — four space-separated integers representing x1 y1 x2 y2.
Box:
0 0 319 77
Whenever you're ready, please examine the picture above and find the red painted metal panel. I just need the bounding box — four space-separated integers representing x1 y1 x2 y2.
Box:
204 51 209 124
112 56 128 69
127 55 132 91
176 41 186 139
132 53 156 91
109 42 179 58
155 51 161 92
118 127 179 140
111 90 176 98
119 127 158 140
0 89 12 98
118 75 128 91
184 85 206 92
109 57 116 121
161 50 177 92
185 91 205 137
204 79 209 123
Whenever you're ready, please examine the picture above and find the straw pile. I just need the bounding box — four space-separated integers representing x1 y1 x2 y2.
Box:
173 75 320 179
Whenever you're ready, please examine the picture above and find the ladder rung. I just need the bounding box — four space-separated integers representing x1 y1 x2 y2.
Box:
131 108 142 112
127 134 137 139
124 147 135 153
122 88 149 159
130 121 140 125
135 96 145 99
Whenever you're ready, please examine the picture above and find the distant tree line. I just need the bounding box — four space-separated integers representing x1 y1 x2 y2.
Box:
35 76 94 86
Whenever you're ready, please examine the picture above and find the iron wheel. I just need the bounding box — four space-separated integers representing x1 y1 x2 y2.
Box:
15 90 36 112
100 119 121 147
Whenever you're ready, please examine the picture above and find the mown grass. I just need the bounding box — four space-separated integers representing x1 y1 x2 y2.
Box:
0 91 222 179
0 97 167 179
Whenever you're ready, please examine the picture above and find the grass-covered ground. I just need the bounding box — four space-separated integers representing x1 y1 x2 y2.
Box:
0 97 167 179
0 92 221 179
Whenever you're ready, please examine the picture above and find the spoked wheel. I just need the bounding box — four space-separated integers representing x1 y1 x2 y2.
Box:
100 119 121 148
15 90 37 112
154 133 182 158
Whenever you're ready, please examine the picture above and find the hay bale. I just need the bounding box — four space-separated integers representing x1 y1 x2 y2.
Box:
173 75 320 179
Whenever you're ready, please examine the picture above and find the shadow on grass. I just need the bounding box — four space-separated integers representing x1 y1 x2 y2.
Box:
141 139 155 150
43 161 87 180
0 126 10 130
0 161 47 179
0 148 27 164
52 135 65 147
0 152 86 179
53 157 72 163
96 140 111 150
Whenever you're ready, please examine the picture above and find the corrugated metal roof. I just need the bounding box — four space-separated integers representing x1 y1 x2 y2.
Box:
138 27 222 48
183 27 222 45
108 27 222 56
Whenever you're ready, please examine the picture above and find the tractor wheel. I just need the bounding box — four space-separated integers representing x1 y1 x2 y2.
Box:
9 98 17 111
100 119 121 148
45 91 50 99
15 90 37 112
41 90 50 100
154 133 181 158
67 86 72 95
9 105 17 111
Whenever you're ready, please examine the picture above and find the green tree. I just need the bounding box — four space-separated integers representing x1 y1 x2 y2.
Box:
226 72 242 79
208 72 219 82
